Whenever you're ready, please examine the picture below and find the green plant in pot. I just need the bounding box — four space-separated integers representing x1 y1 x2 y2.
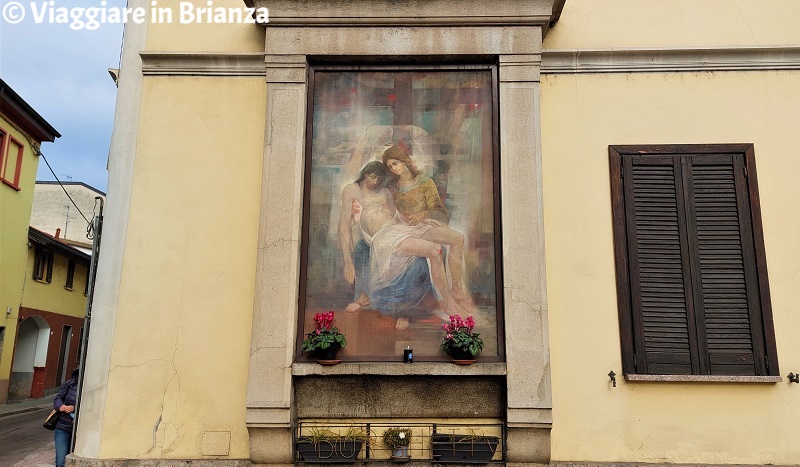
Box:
382 427 413 460
431 431 499 463
296 427 367 463
302 311 347 363
441 315 483 363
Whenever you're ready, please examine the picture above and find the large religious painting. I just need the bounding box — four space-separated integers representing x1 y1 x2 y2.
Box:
299 66 503 361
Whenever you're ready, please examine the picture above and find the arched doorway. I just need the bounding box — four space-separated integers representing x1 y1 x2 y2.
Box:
9 316 50 400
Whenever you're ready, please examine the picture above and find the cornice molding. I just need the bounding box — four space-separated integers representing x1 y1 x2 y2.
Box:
140 52 267 76
246 0 563 30
265 15 554 27
541 45 800 74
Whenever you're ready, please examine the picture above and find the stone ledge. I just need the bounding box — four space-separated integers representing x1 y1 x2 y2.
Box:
140 52 266 76
292 362 506 376
541 45 800 74
624 374 782 383
66 456 251 466
246 0 563 28
552 464 797 467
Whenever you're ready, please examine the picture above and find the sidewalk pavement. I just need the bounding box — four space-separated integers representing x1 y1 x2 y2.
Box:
0 394 56 419
13 440 56 467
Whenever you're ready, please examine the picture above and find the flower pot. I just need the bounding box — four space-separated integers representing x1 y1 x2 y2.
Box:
430 433 498 463
296 438 363 463
313 346 341 364
447 348 477 364
390 445 410 461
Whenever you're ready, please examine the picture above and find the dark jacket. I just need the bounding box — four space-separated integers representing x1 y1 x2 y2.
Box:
53 377 78 433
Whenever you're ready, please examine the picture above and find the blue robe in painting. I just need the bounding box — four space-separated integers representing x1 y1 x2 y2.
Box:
352 239 433 315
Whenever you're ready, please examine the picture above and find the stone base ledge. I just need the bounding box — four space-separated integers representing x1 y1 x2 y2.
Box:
552 464 797 467
624 374 782 383
66 456 251 466
292 362 506 376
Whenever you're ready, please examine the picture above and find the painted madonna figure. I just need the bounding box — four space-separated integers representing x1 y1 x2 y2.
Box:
381 146 472 305
382 145 450 226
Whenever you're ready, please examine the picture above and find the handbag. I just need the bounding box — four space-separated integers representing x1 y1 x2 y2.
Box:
43 409 62 430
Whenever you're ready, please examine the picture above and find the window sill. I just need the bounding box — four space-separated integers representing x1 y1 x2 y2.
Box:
293 362 506 376
33 279 50 284
64 286 74 291
1 178 21 191
625 374 782 383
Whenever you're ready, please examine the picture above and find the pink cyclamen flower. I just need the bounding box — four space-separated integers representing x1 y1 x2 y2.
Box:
465 316 475 331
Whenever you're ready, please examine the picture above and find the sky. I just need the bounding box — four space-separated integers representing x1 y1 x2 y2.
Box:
0 0 125 193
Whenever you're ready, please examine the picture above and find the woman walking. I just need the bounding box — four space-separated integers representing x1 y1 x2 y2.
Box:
53 367 79 467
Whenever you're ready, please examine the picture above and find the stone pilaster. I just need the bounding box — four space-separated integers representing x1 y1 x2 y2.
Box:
245 54 307 465
499 51 553 464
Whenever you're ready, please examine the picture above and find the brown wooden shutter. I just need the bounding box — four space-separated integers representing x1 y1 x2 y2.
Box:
684 155 766 375
45 251 54 283
612 145 777 377
33 247 44 280
622 155 699 374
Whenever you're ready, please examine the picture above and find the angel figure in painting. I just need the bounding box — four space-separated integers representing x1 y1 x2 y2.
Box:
338 161 470 330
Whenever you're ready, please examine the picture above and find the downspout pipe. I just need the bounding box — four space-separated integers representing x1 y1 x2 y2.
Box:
70 197 104 451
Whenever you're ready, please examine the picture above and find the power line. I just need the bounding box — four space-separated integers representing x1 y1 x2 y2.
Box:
37 151 91 225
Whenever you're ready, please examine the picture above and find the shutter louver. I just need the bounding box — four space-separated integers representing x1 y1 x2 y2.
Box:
688 157 763 375
625 158 696 374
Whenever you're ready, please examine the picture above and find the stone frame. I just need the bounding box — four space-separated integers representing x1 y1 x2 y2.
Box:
245 2 559 463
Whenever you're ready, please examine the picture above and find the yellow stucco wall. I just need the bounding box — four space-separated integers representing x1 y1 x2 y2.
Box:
0 117 40 396
542 2 800 462
21 247 89 317
545 0 800 49
541 70 800 464
96 76 265 459
145 0 264 52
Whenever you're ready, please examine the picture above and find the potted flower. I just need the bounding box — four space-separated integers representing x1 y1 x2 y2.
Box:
441 315 483 363
382 427 413 461
302 311 347 363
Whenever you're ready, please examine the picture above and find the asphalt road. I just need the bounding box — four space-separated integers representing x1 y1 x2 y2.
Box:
0 407 56 466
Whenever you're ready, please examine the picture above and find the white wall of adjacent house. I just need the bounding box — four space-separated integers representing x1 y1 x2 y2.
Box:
30 183 105 247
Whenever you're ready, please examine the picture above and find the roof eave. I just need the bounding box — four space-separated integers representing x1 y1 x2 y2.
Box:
0 79 61 143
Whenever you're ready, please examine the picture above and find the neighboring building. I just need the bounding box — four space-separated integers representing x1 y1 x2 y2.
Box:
30 181 106 254
76 0 800 465
0 79 60 405
7 227 89 401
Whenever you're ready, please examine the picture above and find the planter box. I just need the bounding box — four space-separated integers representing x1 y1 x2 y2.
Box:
431 434 499 463
296 439 363 463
